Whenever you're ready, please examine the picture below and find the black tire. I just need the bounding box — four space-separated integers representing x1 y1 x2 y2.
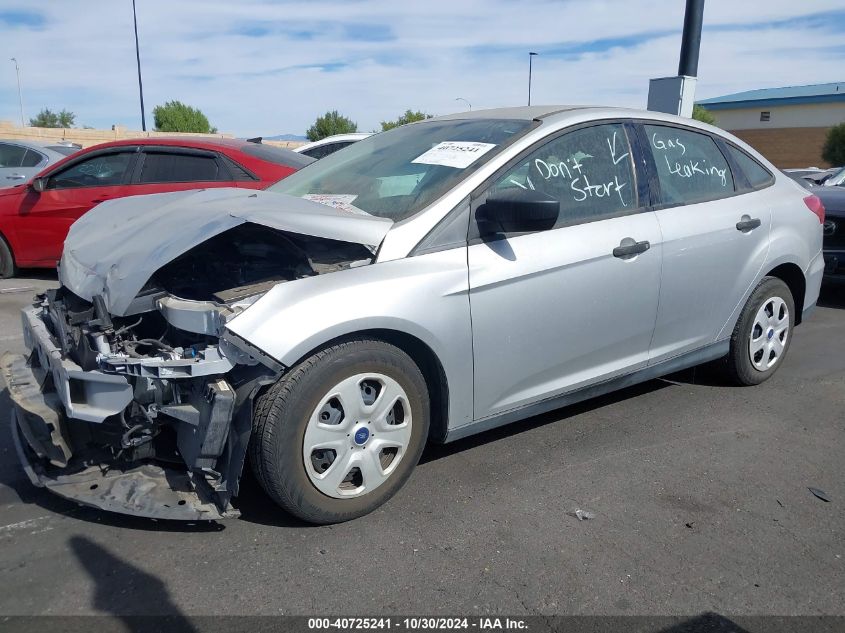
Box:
0 235 16 279
726 276 795 386
249 338 430 524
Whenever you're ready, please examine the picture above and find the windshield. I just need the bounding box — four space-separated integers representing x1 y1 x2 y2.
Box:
269 118 533 222
827 167 845 187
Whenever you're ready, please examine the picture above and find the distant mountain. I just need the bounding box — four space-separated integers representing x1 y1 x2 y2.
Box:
265 133 307 141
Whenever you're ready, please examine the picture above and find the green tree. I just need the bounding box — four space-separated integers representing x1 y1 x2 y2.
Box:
692 105 717 125
306 110 358 141
380 109 433 131
153 100 217 133
822 122 845 166
29 108 76 128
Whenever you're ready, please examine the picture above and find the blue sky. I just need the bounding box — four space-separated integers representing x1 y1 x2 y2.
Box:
1 1 844 136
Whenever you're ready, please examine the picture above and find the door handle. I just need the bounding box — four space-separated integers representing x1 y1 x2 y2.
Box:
6 174 26 180
613 240 650 259
736 216 761 232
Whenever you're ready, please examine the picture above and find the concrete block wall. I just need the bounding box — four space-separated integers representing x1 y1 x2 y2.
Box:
0 120 304 150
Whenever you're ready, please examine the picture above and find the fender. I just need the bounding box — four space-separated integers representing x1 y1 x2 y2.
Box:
226 248 475 430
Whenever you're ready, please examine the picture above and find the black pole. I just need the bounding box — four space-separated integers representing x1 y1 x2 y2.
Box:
678 0 704 77
528 52 537 106
132 0 146 131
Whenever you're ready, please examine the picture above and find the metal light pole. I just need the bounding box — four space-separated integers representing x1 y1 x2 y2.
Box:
10 58 24 127
132 0 147 131
455 97 472 111
527 52 538 106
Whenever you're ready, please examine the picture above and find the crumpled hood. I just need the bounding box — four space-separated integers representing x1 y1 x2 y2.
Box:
60 187 393 315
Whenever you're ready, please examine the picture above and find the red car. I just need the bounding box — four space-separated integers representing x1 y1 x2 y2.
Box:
0 137 313 277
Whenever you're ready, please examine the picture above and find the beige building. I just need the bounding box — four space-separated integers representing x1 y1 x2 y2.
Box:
696 82 845 168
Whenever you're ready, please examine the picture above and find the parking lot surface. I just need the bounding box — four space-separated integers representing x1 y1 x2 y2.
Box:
0 272 843 617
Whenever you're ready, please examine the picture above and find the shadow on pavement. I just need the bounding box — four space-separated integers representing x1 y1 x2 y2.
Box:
420 378 670 464
70 536 198 629
657 612 752 632
818 283 845 309
13 268 59 281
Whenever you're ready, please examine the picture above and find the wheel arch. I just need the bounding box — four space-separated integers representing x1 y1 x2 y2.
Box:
283 328 451 444
0 230 18 277
765 262 806 324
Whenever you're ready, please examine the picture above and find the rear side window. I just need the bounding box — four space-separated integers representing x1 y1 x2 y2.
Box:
21 149 46 167
0 143 27 167
644 125 734 206
726 145 774 189
489 122 638 228
139 152 221 183
222 156 256 181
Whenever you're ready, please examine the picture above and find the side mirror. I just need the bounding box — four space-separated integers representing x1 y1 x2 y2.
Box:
31 177 46 193
476 189 559 236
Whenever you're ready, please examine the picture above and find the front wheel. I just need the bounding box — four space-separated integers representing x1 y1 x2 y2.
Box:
249 338 430 524
726 276 795 386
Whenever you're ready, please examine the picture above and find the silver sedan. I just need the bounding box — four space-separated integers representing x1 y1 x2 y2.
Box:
2 106 825 524
0 138 80 185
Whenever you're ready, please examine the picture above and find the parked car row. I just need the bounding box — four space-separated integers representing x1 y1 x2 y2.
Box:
784 168 844 283
0 106 825 525
0 137 312 277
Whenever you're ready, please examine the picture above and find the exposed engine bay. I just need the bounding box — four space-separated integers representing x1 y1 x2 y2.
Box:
2 224 375 520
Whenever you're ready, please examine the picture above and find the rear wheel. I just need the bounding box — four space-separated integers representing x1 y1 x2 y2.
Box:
250 338 429 524
0 235 16 279
726 276 795 385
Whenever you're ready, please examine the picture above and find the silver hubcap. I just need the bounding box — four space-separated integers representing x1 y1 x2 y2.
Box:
303 373 412 499
748 296 789 372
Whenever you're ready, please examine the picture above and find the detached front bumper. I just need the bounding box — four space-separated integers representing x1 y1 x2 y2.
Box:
1 305 244 521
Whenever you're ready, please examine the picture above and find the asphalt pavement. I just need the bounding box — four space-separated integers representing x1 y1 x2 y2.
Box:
0 272 843 618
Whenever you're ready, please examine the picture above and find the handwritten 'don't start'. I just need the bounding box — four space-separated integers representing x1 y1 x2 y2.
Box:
530 130 632 207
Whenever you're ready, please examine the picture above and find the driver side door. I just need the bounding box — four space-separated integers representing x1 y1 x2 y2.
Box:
12 148 137 265
467 122 663 421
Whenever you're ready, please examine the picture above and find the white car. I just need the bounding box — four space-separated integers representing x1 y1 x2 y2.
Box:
294 133 372 159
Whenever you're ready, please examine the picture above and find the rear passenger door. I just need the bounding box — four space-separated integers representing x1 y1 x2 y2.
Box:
639 123 772 362
128 147 236 196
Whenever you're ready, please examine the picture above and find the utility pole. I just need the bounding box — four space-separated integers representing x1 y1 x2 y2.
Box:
10 58 24 127
132 0 147 131
647 0 705 117
528 52 538 106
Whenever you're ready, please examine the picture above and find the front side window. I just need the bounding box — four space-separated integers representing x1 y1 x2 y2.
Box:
644 124 734 206
47 152 134 189
489 123 638 227
139 152 220 183
270 118 533 222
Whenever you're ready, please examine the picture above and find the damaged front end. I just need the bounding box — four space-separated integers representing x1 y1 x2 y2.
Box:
2 219 379 520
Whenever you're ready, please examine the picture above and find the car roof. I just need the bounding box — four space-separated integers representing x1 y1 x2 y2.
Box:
432 105 590 122
0 138 76 152
81 136 256 152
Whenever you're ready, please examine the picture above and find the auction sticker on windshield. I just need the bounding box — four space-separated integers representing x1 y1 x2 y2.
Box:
302 194 370 216
412 141 497 169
